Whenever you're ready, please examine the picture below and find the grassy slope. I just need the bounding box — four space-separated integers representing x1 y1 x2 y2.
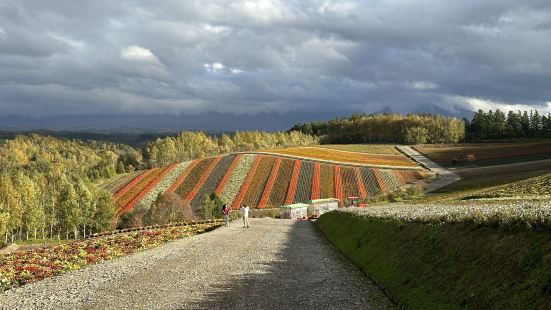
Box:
317 212 551 309
415 140 551 167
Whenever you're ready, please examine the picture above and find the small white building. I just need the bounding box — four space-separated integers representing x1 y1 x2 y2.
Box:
307 198 339 218
279 203 309 220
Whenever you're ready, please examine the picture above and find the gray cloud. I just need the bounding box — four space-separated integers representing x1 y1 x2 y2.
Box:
1 0 551 123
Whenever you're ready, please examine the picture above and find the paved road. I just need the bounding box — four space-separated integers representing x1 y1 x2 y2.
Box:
0 219 395 310
396 145 460 192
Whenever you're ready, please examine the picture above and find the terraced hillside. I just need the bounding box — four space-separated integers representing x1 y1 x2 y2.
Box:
111 148 428 215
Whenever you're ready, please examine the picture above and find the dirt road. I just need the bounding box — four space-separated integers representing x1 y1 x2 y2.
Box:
0 218 395 310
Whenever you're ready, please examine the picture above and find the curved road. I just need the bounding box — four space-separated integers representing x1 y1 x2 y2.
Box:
396 145 460 192
1 219 395 310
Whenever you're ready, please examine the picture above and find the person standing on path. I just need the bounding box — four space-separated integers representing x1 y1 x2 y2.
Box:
240 205 250 228
222 204 230 227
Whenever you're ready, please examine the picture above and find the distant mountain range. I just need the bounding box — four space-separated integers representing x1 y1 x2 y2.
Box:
0 106 472 132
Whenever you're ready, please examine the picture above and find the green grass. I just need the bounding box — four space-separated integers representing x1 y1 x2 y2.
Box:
318 144 400 154
317 212 551 309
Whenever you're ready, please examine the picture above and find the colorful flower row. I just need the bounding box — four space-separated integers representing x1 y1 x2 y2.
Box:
319 163 335 199
122 164 179 214
337 201 551 230
231 155 263 209
135 161 193 210
184 156 223 202
166 160 200 194
242 156 276 207
294 161 313 204
0 223 218 291
113 153 430 214
334 165 343 202
175 158 215 197
114 170 152 201
191 155 237 208
262 147 417 167
116 168 162 215
341 166 360 200
219 154 256 205
258 158 282 209
267 159 294 207
311 162 321 200
285 160 301 204
214 155 242 196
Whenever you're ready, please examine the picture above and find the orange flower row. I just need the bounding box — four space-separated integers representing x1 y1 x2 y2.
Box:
122 163 178 214
114 170 152 201
116 168 162 215
175 158 215 197
267 159 294 207
258 158 282 209
214 154 242 196
264 147 416 167
166 160 199 194
311 162 320 200
184 156 222 202
232 155 263 209
242 156 275 207
334 165 343 202
284 160 301 205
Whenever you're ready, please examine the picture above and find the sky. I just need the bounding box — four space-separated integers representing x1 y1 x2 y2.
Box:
1 0 551 130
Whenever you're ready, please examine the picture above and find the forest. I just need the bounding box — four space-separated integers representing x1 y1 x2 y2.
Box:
0 135 143 243
290 113 465 144
291 110 551 143
146 130 318 167
465 109 551 140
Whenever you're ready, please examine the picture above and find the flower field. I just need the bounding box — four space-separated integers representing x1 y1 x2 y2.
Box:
337 201 551 230
258 158 281 208
267 158 294 207
111 150 428 216
242 156 275 207
231 155 263 209
319 144 401 155
319 163 335 199
175 158 215 198
115 168 163 215
311 163 321 200
341 167 360 200
294 161 314 203
135 161 193 211
0 222 219 291
285 160 302 204
261 147 417 167
184 156 222 203
219 154 255 205
191 155 236 208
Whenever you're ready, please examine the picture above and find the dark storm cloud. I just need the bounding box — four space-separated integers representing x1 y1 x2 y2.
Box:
1 0 551 120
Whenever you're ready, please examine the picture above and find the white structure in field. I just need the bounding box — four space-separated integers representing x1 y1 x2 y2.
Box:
279 203 309 219
279 198 339 219
307 198 339 218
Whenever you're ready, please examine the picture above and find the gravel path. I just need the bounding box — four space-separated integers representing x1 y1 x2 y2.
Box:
396 145 460 192
0 218 395 310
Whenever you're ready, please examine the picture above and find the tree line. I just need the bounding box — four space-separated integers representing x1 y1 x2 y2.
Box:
465 109 551 140
146 130 318 167
0 135 142 243
290 113 465 144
